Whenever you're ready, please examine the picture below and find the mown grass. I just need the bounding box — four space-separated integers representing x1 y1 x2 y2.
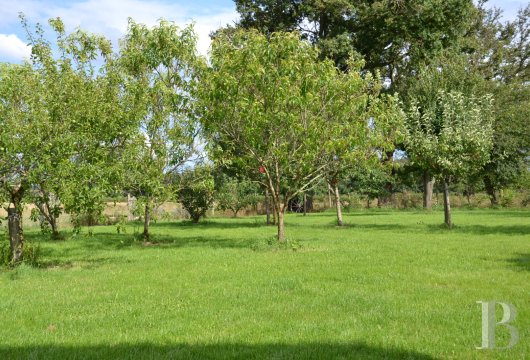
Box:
0 208 528 359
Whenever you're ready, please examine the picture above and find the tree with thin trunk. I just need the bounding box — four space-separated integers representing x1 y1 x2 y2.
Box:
119 20 202 241
405 91 494 228
200 30 388 241
323 93 404 226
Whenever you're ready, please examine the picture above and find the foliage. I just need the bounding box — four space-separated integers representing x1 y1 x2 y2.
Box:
235 0 477 84
177 166 215 223
348 163 394 205
199 30 397 240
405 91 494 182
462 4 530 202
119 19 203 237
216 176 261 217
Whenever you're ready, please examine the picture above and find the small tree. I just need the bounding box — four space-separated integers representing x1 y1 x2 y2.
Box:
177 166 215 223
216 176 260 217
406 90 494 228
0 63 39 261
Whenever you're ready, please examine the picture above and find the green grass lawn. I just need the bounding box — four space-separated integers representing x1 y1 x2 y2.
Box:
0 209 528 359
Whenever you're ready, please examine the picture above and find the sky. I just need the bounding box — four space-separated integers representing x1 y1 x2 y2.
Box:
0 0 528 63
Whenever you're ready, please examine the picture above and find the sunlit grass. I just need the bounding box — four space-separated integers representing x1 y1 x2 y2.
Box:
0 208 528 359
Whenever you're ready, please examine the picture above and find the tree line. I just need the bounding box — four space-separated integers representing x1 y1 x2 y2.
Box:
1 1 528 262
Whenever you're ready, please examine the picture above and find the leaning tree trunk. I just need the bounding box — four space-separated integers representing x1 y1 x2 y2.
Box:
443 181 452 229
423 171 435 210
333 183 344 226
49 216 59 240
143 199 151 241
8 207 24 263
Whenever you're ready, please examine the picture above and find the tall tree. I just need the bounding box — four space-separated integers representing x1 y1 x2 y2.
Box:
466 4 530 204
0 63 41 261
401 53 485 209
234 0 477 85
0 17 122 260
405 91 494 228
119 20 202 241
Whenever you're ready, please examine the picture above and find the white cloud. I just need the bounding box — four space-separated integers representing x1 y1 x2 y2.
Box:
0 34 32 60
2 0 238 56
193 11 239 55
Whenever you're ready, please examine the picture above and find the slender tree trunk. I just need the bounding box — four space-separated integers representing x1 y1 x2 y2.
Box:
443 181 452 229
333 184 344 226
127 193 135 221
8 185 25 263
37 200 60 239
303 192 307 216
327 184 333 208
484 178 498 206
277 203 286 242
49 217 59 239
367 198 371 209
45 200 60 240
265 188 271 225
143 199 151 241
8 207 24 263
423 171 435 210
270 194 277 225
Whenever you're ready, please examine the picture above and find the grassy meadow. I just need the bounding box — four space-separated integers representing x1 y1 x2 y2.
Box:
0 208 528 359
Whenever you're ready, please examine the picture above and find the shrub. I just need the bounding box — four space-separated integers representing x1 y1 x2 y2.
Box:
216 177 260 217
177 166 215 223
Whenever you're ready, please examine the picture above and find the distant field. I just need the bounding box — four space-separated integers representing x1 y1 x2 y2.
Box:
0 209 528 359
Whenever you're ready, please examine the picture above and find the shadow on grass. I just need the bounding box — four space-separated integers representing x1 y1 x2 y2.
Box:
141 218 268 230
0 342 438 360
506 253 530 272
462 210 530 218
450 225 530 236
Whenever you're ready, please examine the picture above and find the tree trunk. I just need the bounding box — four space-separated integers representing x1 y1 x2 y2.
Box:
265 188 271 225
277 204 286 243
484 178 498 206
327 184 333 208
367 198 371 209
49 216 59 240
443 181 452 229
303 192 307 216
143 200 151 241
8 207 24 263
127 193 135 221
423 171 435 210
37 200 60 239
333 184 344 226
270 194 277 225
